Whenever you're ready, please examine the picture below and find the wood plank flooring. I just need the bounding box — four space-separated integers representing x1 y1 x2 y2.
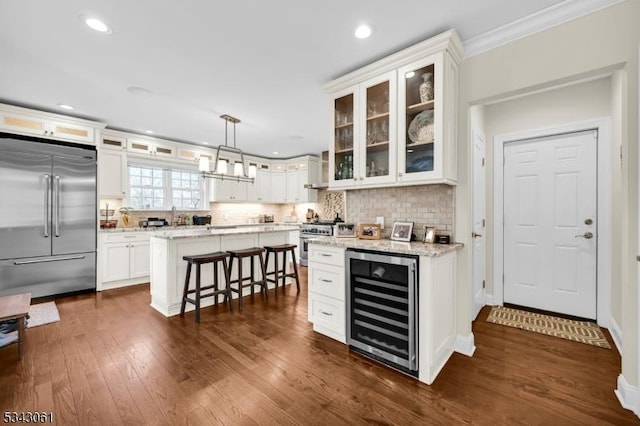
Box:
1 267 637 425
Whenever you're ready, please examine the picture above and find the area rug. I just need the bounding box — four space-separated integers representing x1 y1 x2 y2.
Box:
26 302 60 328
486 306 611 349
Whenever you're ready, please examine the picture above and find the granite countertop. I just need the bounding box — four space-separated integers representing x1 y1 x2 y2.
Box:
99 222 301 233
308 236 463 257
151 225 300 240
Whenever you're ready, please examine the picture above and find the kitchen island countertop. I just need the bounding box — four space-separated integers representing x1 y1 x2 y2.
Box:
151 225 299 240
99 223 301 233
308 236 462 257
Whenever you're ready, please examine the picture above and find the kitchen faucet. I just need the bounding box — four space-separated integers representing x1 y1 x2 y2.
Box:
171 206 177 226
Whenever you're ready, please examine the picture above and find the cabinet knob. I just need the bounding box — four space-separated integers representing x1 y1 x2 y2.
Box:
398 173 403 177
359 177 363 181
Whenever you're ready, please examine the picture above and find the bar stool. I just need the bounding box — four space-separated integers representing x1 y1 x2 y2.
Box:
180 251 233 323
264 244 300 293
227 247 268 311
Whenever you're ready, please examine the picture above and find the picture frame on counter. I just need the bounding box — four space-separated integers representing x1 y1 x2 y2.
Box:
423 226 436 243
335 223 357 238
358 223 381 240
390 221 413 242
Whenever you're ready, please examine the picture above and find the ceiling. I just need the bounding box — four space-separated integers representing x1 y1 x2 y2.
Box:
0 0 565 158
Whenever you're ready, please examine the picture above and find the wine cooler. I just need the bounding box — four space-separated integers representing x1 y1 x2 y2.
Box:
346 249 418 376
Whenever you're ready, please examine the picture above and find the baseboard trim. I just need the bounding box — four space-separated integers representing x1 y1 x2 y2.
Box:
454 333 476 357
485 294 495 306
615 374 640 418
608 315 623 355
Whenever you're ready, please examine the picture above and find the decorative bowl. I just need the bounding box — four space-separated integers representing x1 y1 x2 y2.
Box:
407 110 434 144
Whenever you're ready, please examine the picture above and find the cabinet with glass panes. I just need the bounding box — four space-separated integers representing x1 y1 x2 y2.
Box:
325 29 461 189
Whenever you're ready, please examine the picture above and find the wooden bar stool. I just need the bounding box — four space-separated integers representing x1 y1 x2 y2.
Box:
227 247 268 311
180 251 233 323
264 244 300 293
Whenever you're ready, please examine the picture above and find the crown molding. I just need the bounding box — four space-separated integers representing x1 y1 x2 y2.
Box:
463 0 628 58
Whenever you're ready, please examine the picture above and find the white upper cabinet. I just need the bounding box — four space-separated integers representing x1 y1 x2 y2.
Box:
0 103 102 145
127 138 176 158
99 149 127 198
330 71 397 189
325 29 462 189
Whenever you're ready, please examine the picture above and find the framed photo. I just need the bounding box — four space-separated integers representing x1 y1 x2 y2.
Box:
358 223 381 240
390 221 413 242
423 226 436 243
335 223 357 238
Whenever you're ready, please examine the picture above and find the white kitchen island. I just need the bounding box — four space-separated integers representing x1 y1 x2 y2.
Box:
149 225 299 317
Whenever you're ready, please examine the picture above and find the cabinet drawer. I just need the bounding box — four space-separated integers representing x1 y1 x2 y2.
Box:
308 244 345 267
308 262 345 301
310 293 345 343
101 232 150 243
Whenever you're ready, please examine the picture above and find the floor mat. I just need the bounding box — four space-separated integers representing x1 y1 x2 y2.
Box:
486 306 611 349
27 301 60 328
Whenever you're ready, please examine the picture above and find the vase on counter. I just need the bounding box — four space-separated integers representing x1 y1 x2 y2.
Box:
419 72 434 103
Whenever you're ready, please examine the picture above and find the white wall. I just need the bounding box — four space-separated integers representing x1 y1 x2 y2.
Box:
456 0 639 390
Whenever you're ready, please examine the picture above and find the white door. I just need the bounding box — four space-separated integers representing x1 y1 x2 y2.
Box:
472 131 486 320
503 130 597 319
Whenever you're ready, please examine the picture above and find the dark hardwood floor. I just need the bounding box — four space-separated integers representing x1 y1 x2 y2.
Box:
1 267 637 425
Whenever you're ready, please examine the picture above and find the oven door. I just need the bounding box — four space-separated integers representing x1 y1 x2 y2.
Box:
299 234 311 265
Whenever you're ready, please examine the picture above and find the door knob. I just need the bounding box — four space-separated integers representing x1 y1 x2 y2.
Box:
472 232 482 238
575 232 594 239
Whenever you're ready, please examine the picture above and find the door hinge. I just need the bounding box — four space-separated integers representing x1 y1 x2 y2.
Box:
482 158 485 167
482 279 485 289
482 219 485 227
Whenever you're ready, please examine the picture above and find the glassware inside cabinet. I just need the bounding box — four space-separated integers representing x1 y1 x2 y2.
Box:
365 81 390 178
334 94 354 181
403 64 435 174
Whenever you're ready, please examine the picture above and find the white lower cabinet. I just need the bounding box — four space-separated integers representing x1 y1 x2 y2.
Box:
308 244 346 343
307 242 459 385
99 232 151 290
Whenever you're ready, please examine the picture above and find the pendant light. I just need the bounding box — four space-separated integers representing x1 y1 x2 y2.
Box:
199 114 255 183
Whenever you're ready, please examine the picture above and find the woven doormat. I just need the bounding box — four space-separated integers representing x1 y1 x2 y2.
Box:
487 306 611 349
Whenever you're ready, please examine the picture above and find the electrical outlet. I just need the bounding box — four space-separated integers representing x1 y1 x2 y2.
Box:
376 216 384 229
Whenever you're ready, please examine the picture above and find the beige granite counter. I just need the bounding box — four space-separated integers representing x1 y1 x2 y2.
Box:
308 236 462 257
151 225 299 240
99 222 301 233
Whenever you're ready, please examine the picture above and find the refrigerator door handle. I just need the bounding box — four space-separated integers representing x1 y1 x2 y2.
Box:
54 175 61 237
13 255 86 265
44 174 50 238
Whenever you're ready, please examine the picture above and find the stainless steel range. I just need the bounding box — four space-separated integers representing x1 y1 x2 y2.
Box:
299 222 334 266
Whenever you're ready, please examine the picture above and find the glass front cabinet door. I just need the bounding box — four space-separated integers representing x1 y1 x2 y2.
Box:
358 71 397 186
329 72 396 189
397 51 457 185
330 87 358 189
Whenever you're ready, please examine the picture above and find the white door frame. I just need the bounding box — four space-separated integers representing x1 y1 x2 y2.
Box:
472 129 486 320
493 118 612 328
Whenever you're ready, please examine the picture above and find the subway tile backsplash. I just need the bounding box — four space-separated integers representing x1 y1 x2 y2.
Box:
345 184 454 239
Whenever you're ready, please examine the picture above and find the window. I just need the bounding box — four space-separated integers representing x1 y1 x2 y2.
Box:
128 164 203 210
171 169 202 209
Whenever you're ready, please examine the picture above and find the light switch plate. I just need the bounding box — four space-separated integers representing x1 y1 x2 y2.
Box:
376 216 384 229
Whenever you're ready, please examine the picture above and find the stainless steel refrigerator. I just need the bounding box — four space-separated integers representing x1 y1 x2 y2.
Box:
0 134 97 298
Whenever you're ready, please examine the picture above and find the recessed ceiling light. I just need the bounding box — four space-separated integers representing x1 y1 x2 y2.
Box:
405 71 415 79
57 104 74 111
145 130 153 134
273 151 279 155
126 86 154 97
202 142 209 145
82 16 112 34
354 24 372 39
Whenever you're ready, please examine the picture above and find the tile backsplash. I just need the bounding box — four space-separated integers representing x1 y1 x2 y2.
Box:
345 184 454 239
